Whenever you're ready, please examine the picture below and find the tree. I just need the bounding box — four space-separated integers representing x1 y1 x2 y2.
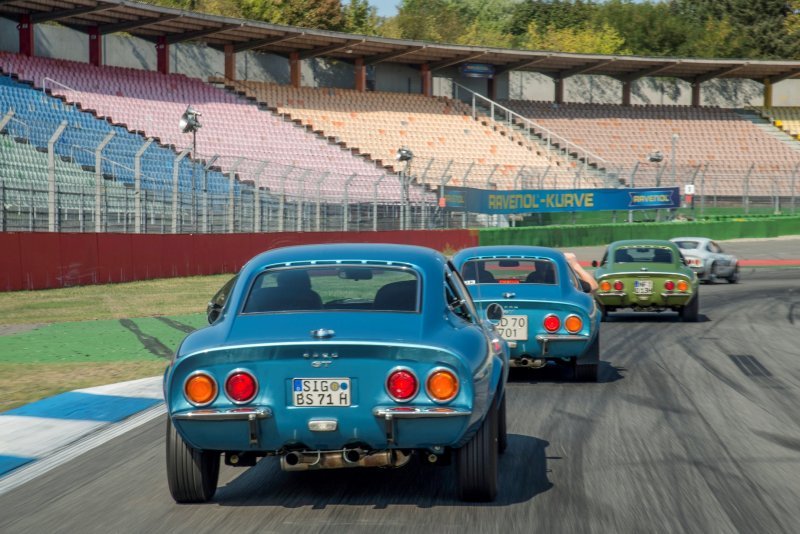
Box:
523 20 629 55
239 0 345 31
342 0 380 35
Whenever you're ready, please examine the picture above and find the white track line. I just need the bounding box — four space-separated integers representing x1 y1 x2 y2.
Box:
0 402 166 496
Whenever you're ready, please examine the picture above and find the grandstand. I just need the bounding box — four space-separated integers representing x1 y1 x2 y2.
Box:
220 79 595 190
1 0 799 233
0 53 431 204
500 100 800 196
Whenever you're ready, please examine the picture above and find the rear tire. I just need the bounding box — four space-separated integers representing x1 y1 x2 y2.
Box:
574 333 600 382
457 396 499 502
497 393 508 455
166 419 220 503
727 265 740 284
680 292 700 322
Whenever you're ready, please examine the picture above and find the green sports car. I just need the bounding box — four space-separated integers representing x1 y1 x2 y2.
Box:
592 239 700 322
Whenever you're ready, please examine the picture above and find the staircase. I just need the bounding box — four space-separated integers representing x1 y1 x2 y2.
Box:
734 108 800 153
451 82 622 188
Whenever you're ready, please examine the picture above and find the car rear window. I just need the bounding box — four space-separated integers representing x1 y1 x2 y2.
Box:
242 266 420 313
673 240 700 250
614 247 673 264
460 259 557 285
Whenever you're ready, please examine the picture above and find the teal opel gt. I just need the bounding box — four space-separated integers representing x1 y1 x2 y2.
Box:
164 244 509 503
452 246 600 382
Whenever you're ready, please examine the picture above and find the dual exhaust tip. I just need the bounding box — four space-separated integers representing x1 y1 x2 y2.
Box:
280 448 411 471
513 357 547 368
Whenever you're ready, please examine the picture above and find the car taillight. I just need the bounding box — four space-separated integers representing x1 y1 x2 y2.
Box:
225 370 257 403
600 280 611 292
677 280 689 292
664 280 675 291
184 372 217 406
565 315 583 334
543 314 560 332
427 369 459 402
613 280 624 291
386 369 418 402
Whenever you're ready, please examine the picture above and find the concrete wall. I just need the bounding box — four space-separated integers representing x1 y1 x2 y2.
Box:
1 17 799 106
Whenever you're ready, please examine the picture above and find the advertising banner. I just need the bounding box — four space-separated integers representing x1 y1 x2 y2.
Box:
441 187 680 214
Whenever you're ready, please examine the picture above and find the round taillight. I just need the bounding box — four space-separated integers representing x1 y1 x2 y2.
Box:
664 280 675 291
427 369 459 403
600 280 611 292
225 370 257 403
613 280 624 291
387 369 418 402
565 315 583 334
184 373 217 406
677 280 689 292
543 314 560 332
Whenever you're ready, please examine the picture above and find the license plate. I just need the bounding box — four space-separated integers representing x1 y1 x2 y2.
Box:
498 314 528 341
292 378 351 407
634 279 653 295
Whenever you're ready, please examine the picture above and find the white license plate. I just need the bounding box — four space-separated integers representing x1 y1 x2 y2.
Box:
292 378 351 407
498 314 528 341
634 279 653 295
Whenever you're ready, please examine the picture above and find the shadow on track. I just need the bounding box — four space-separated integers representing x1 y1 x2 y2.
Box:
508 360 625 384
213 434 552 508
604 312 711 323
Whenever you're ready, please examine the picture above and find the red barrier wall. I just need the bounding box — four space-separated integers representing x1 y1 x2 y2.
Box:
2 230 478 291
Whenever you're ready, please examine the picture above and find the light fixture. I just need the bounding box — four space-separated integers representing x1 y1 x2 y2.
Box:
647 151 663 163
179 106 202 133
396 147 414 162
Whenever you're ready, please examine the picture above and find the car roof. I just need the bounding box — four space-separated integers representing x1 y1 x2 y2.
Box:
609 239 677 249
452 245 564 262
671 237 711 243
241 243 446 277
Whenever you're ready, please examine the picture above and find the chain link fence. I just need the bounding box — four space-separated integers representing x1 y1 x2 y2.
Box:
1 114 798 233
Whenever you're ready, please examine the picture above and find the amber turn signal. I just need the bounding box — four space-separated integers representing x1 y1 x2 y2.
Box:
185 373 217 406
427 370 459 402
677 280 689 292
600 281 611 291
565 315 583 334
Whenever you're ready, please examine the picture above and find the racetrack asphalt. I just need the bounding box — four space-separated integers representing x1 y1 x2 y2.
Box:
0 236 798 491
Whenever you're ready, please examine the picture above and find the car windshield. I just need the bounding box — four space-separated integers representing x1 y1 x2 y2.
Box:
673 240 700 250
242 266 420 313
614 247 673 264
460 259 557 285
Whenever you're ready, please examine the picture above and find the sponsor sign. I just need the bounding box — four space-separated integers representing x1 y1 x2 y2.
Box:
459 63 495 79
441 187 680 214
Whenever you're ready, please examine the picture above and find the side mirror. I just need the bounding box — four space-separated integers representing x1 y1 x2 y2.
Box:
591 260 599 268
485 303 504 325
579 280 592 293
207 302 222 324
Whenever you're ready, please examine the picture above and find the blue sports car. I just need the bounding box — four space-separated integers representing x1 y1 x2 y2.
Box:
164 243 509 503
452 246 600 382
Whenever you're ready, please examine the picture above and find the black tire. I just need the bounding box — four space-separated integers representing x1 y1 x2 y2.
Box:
457 396 499 502
600 305 609 322
680 292 700 322
574 332 600 382
708 262 719 283
166 419 220 503
497 393 508 455
727 265 740 284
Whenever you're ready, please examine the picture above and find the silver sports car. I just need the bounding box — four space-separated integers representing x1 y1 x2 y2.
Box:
670 237 739 283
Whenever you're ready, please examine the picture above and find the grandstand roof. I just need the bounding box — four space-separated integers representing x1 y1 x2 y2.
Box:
4 0 800 83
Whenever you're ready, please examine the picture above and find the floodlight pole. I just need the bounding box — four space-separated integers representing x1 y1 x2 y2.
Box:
47 121 67 232
671 134 679 185
191 130 197 231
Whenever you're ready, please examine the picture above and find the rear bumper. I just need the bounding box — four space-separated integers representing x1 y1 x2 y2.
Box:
171 404 472 452
596 292 692 308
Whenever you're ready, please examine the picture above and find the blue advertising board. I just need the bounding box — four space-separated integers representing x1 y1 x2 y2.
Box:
459 63 495 79
441 187 680 214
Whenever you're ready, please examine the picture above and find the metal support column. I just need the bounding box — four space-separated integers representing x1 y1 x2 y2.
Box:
171 149 189 233
315 173 328 232
250 161 268 232
373 174 386 231
226 157 243 233
93 130 115 232
343 174 356 231
134 138 153 233
48 121 68 232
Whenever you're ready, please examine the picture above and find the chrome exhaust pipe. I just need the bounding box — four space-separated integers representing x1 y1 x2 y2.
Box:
530 358 546 368
280 449 411 471
342 448 364 464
